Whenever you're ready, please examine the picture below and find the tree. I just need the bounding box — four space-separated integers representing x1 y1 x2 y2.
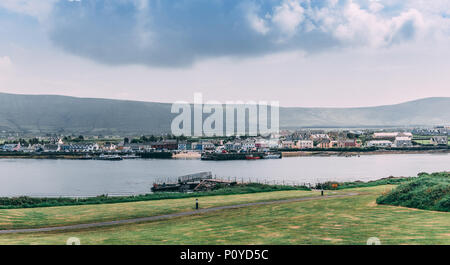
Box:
29 138 39 145
347 133 357 139
124 137 129 144
177 134 187 141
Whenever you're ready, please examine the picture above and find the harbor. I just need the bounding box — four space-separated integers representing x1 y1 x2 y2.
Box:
0 153 448 197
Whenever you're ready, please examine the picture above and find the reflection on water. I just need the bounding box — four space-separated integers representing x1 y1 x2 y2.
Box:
0 153 448 197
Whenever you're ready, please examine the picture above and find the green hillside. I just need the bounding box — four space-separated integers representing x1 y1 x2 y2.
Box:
376 172 450 212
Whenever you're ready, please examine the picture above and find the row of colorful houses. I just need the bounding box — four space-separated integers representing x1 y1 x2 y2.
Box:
2 132 447 154
0 143 101 152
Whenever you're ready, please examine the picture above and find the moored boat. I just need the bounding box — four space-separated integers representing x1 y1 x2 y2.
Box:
96 154 123 161
122 154 140 159
263 153 282 159
77 154 93 160
245 154 261 160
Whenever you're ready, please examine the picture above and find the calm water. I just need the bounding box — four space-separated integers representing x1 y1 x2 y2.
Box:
0 154 448 197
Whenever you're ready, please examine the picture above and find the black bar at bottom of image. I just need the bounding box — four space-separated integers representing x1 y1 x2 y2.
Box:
2 245 448 264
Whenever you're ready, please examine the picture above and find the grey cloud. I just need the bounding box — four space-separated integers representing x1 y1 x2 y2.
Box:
47 0 430 67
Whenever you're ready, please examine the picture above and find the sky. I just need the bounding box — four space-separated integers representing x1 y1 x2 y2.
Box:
0 0 449 107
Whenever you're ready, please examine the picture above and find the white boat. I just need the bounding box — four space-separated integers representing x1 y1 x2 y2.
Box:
263 153 282 159
122 154 139 159
96 154 123 161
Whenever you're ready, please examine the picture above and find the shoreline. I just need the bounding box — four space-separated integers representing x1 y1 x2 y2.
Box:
0 176 412 207
282 149 450 157
0 148 448 160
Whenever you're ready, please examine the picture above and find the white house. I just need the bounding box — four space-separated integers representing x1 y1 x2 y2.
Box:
201 141 215 150
366 140 393 147
394 137 412 147
241 139 256 151
225 141 241 151
267 138 281 149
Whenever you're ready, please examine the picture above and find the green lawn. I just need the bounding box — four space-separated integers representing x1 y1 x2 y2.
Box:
412 138 450 146
413 139 431 145
0 185 449 245
0 189 318 230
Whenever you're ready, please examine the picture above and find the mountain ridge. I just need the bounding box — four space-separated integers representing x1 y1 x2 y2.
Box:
0 92 448 135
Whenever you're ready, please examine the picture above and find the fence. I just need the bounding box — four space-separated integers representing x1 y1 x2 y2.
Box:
153 174 313 188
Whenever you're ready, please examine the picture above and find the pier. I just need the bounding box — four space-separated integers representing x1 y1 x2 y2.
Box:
151 172 237 192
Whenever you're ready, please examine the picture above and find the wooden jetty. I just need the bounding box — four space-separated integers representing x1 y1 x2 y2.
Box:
151 172 236 193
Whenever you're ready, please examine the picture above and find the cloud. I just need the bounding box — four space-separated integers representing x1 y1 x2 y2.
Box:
0 0 57 21
246 5 270 35
272 0 304 36
0 56 13 82
35 0 449 67
369 1 384 13
0 56 12 69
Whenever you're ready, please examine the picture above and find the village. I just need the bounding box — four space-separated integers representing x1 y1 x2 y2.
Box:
0 126 448 159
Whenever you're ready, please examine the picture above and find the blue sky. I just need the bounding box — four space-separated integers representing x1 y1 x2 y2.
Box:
0 0 449 107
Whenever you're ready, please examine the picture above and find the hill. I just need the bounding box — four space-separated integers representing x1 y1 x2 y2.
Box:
376 172 450 212
0 93 449 135
280 97 450 128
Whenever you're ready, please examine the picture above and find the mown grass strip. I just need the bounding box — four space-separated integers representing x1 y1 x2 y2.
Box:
0 183 310 209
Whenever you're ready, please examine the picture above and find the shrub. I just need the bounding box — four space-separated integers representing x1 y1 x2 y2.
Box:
376 172 449 212
315 176 412 190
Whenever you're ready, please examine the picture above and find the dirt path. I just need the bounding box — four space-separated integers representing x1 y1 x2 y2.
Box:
0 193 359 235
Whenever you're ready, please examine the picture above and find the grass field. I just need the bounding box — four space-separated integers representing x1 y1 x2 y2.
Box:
0 189 318 230
412 138 450 146
0 183 310 209
0 185 449 245
413 139 431 145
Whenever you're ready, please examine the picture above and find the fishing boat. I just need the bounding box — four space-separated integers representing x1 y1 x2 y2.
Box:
245 154 261 160
121 154 140 159
77 154 93 160
263 153 282 159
